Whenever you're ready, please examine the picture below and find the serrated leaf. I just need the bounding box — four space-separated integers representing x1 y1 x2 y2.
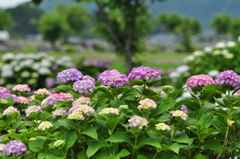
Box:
169 88 184 99
77 151 87 159
120 89 140 99
38 152 48 159
168 143 179 154
159 152 179 159
180 119 200 127
87 141 105 158
7 133 24 140
54 85 72 93
82 127 98 140
151 102 174 117
106 118 121 135
116 149 130 157
194 153 209 159
66 131 77 149
106 132 132 145
28 139 45 152
129 79 144 85
0 120 10 128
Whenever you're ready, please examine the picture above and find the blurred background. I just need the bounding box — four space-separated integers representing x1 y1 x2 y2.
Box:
0 0 240 90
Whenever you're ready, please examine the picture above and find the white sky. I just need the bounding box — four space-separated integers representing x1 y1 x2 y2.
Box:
0 0 31 9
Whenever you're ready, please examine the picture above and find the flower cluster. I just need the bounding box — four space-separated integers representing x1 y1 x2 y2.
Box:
41 96 58 107
56 68 83 82
138 98 157 110
37 121 53 130
99 107 119 115
170 110 188 120
34 88 51 96
98 69 128 87
68 105 95 120
72 96 91 106
3 106 20 116
0 86 10 96
186 74 215 90
56 92 74 101
73 79 95 96
25 105 42 117
155 123 170 130
128 66 161 81
14 96 30 104
12 84 31 92
128 116 148 129
3 140 27 156
52 107 68 118
215 70 240 87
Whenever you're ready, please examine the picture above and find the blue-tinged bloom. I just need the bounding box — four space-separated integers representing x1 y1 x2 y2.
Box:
128 66 161 81
3 140 27 156
215 70 240 87
56 68 83 82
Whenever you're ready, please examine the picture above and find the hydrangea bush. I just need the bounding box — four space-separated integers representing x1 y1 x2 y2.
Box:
0 66 240 158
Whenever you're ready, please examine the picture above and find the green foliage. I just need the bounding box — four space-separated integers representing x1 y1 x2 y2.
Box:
157 13 201 52
211 13 231 35
229 17 240 40
0 9 14 31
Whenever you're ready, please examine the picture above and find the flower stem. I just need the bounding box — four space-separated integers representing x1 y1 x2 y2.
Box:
216 125 230 159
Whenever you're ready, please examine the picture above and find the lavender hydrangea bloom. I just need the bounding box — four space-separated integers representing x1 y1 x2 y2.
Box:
52 107 68 118
97 69 128 87
25 105 42 117
41 96 58 107
56 68 83 82
0 87 10 96
3 106 20 116
12 84 31 92
215 70 240 87
186 74 215 90
128 66 161 81
3 140 27 156
82 75 96 83
73 80 95 96
128 115 148 129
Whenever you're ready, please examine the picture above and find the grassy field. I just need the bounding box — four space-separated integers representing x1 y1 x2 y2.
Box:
48 50 189 73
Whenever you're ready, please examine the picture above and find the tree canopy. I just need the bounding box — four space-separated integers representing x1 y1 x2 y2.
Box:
0 10 14 31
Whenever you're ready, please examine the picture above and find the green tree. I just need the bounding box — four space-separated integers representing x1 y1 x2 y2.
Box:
0 9 14 31
158 13 201 52
211 13 231 39
32 0 165 74
229 17 240 40
38 13 69 46
6 4 44 36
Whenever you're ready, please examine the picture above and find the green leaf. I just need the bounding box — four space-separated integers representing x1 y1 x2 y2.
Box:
77 151 87 159
66 131 77 149
210 110 228 118
223 98 232 107
106 118 121 135
169 88 184 99
0 120 10 128
137 137 161 148
203 84 226 94
129 79 144 85
159 152 179 159
87 141 105 158
7 133 24 140
116 149 130 157
45 154 64 159
180 119 200 127
151 102 174 117
95 87 114 99
168 143 179 154
194 153 209 159
28 139 45 152
199 88 217 100
202 103 217 112
106 132 133 145
120 88 140 99
137 155 148 159
54 85 72 93
14 121 26 129
55 100 72 108
203 139 222 150
157 115 170 122
173 134 189 144
82 127 98 140
38 152 48 159
57 119 78 130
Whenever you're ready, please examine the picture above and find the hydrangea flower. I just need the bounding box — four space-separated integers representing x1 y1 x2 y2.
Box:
138 98 157 110
0 144 4 151
128 115 148 129
0 87 10 96
56 68 83 82
215 70 240 87
3 140 27 156
68 105 95 116
99 107 119 115
25 105 42 117
186 74 215 90
53 140 65 147
128 66 161 81
68 111 85 120
73 80 95 96
34 88 51 96
12 84 31 92
155 123 170 130
52 107 68 118
98 69 128 87
14 96 30 104
3 106 20 116
170 110 188 120
41 96 58 108
181 105 188 113
37 121 53 130
82 75 96 83
72 96 91 106
57 92 74 101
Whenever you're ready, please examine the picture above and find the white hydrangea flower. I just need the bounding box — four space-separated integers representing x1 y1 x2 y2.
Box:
203 46 212 53
38 67 51 75
40 59 52 67
169 71 180 79
176 65 190 74
193 50 204 56
215 42 226 49
227 41 236 47
1 53 15 61
221 49 229 55
183 55 195 62
238 36 240 42
224 53 234 59
208 70 219 77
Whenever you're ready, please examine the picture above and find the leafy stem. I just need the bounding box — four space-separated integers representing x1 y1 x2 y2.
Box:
216 125 230 159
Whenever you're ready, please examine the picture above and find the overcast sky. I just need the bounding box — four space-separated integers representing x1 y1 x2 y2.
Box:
0 0 30 9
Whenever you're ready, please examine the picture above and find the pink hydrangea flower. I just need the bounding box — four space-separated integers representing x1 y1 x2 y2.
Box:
12 84 31 92
128 66 161 81
3 106 20 116
128 115 148 129
72 96 91 106
25 105 42 117
215 70 240 87
170 110 188 120
186 74 215 90
34 88 51 96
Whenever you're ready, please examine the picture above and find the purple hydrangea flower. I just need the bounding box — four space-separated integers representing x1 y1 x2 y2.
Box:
128 115 148 129
41 96 58 107
82 75 96 83
14 96 30 104
25 105 42 117
56 68 83 82
181 105 188 113
3 106 20 116
3 140 27 156
72 96 91 106
215 70 240 87
128 66 161 81
73 80 95 96
97 69 128 87
186 74 215 90
0 87 10 96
